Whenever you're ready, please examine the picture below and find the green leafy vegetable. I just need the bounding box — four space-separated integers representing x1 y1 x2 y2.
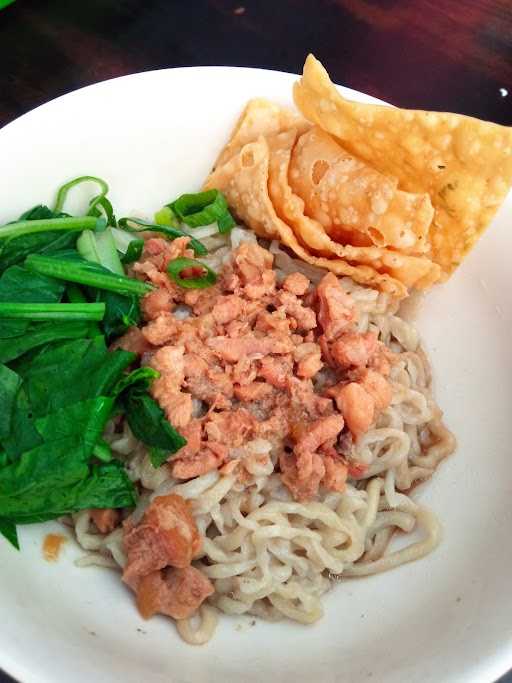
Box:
101 291 141 340
0 519 19 549
110 226 138 253
0 175 203 548
65 284 88 304
0 266 65 304
17 337 135 418
0 383 42 462
0 398 113 512
36 396 114 455
167 257 217 289
0 266 66 339
169 189 235 233
0 398 136 524
77 228 124 275
0 303 105 321
18 205 69 221
0 321 95 364
112 366 159 397
92 439 112 463
0 204 75 275
117 217 207 256
0 231 80 274
122 389 186 464
121 239 144 264
0 364 22 442
25 254 153 296
0 381 138 541
8 462 135 524
110 227 144 264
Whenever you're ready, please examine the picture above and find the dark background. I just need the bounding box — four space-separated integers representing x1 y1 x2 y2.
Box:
1 0 512 126
1 0 511 681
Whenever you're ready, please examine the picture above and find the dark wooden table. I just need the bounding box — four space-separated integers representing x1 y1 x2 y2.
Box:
0 0 511 681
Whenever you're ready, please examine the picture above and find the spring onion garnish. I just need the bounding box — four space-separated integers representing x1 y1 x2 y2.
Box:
168 189 236 233
154 206 179 228
88 195 116 226
53 176 110 214
25 254 153 296
117 217 208 256
0 303 105 321
167 257 217 289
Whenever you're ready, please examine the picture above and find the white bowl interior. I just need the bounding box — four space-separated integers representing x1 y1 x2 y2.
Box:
1 67 511 683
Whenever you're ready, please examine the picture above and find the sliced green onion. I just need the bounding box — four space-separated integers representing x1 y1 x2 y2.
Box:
77 228 124 275
169 190 236 233
217 211 236 233
53 176 109 214
0 215 102 241
26 254 153 296
167 257 217 289
154 206 179 227
117 217 207 256
0 303 105 321
88 194 116 226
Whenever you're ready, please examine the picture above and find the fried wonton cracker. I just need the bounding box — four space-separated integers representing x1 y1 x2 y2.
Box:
289 127 434 254
294 54 512 274
205 136 424 297
266 129 439 290
213 98 310 170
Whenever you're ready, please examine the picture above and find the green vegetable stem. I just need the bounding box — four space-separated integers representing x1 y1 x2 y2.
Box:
0 216 103 241
0 303 105 321
25 254 153 296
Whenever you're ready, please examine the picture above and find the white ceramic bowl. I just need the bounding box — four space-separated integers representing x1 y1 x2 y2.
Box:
0 67 511 683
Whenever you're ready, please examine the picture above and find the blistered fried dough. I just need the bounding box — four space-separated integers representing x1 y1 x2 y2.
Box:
289 127 434 254
206 96 440 294
294 54 512 274
267 128 335 252
213 98 310 170
204 136 409 296
266 129 440 290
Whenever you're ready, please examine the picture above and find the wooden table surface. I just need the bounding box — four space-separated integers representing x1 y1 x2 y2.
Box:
1 0 511 126
0 1 511 681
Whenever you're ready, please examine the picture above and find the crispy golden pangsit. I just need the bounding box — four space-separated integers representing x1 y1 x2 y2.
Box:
294 54 512 275
205 56 512 296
